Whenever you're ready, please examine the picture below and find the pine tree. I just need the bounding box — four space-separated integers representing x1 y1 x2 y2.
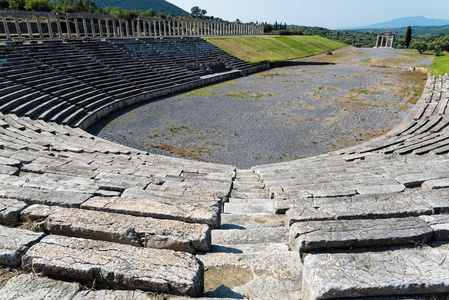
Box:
405 26 412 48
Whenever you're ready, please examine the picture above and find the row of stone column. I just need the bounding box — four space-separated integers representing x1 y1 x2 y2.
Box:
0 10 264 40
375 33 395 48
136 18 263 37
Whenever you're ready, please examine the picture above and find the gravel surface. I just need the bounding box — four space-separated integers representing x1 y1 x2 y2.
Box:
87 47 431 169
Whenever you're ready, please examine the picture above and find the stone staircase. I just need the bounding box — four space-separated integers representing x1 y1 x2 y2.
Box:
196 169 303 299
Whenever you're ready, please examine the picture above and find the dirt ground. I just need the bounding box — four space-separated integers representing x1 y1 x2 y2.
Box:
88 47 430 168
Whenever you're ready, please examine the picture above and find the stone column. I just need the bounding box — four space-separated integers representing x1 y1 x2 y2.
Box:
112 19 117 37
189 21 192 35
56 15 63 38
164 20 167 36
143 19 147 36
36 17 44 39
64 17 71 38
158 20 162 36
149 20 153 36
82 18 88 37
13 16 22 38
125 20 129 36
119 19 123 36
98 19 104 37
91 18 96 37
131 20 135 36
106 18 111 37
2 16 10 40
46 17 53 39
168 20 172 35
74 17 80 38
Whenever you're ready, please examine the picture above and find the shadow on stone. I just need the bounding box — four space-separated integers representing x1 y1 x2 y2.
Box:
210 245 244 253
204 284 245 299
220 224 246 230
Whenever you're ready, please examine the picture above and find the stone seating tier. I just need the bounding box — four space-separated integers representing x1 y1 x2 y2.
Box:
2 39 448 298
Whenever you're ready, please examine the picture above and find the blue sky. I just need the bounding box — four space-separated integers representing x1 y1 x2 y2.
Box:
168 0 449 29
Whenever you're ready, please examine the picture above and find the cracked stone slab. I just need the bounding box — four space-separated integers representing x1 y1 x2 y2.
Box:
0 198 28 225
0 274 79 299
22 235 204 297
22 204 211 253
212 227 288 245
420 215 449 240
284 193 435 226
73 290 154 300
422 178 449 190
81 196 221 229
198 250 302 292
356 183 406 195
223 203 273 214
289 217 433 252
0 225 44 267
0 184 93 208
302 245 449 300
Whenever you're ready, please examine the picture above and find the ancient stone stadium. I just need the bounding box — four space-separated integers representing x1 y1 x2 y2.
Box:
1 10 449 300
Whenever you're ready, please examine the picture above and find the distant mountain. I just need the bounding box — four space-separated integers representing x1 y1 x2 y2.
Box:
94 0 188 15
352 16 449 30
353 25 449 37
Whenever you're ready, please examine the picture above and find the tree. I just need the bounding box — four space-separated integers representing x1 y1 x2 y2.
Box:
24 0 53 11
8 0 26 10
263 23 273 34
0 0 9 9
405 26 412 48
414 42 428 54
190 6 206 17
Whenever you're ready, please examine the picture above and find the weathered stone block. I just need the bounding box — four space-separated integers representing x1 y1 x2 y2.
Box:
420 215 449 240
302 245 449 300
0 225 44 267
0 274 79 300
0 198 27 225
22 204 211 253
22 235 204 297
81 196 221 229
289 217 433 252
73 290 153 300
0 184 92 208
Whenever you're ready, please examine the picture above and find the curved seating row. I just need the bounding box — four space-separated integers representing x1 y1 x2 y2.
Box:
0 38 268 131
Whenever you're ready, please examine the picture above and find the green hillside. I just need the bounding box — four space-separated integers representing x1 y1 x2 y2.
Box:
94 0 187 15
205 36 347 63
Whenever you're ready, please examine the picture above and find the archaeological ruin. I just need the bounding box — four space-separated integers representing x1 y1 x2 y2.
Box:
0 9 449 300
375 31 396 48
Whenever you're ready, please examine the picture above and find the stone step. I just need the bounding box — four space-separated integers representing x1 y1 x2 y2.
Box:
231 190 269 199
420 214 449 240
279 190 449 224
198 248 302 300
223 203 273 214
221 213 284 228
22 235 204 297
0 198 27 225
81 196 221 229
0 225 44 268
289 217 433 253
21 204 211 254
228 198 272 204
212 227 288 245
0 274 80 300
302 243 449 300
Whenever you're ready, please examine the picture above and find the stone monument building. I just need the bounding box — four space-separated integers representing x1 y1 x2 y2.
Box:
375 32 395 48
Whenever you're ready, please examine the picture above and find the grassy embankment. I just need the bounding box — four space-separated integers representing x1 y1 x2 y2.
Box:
204 35 347 63
431 53 449 75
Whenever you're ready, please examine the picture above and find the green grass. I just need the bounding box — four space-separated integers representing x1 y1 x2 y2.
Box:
431 53 449 75
204 36 347 63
